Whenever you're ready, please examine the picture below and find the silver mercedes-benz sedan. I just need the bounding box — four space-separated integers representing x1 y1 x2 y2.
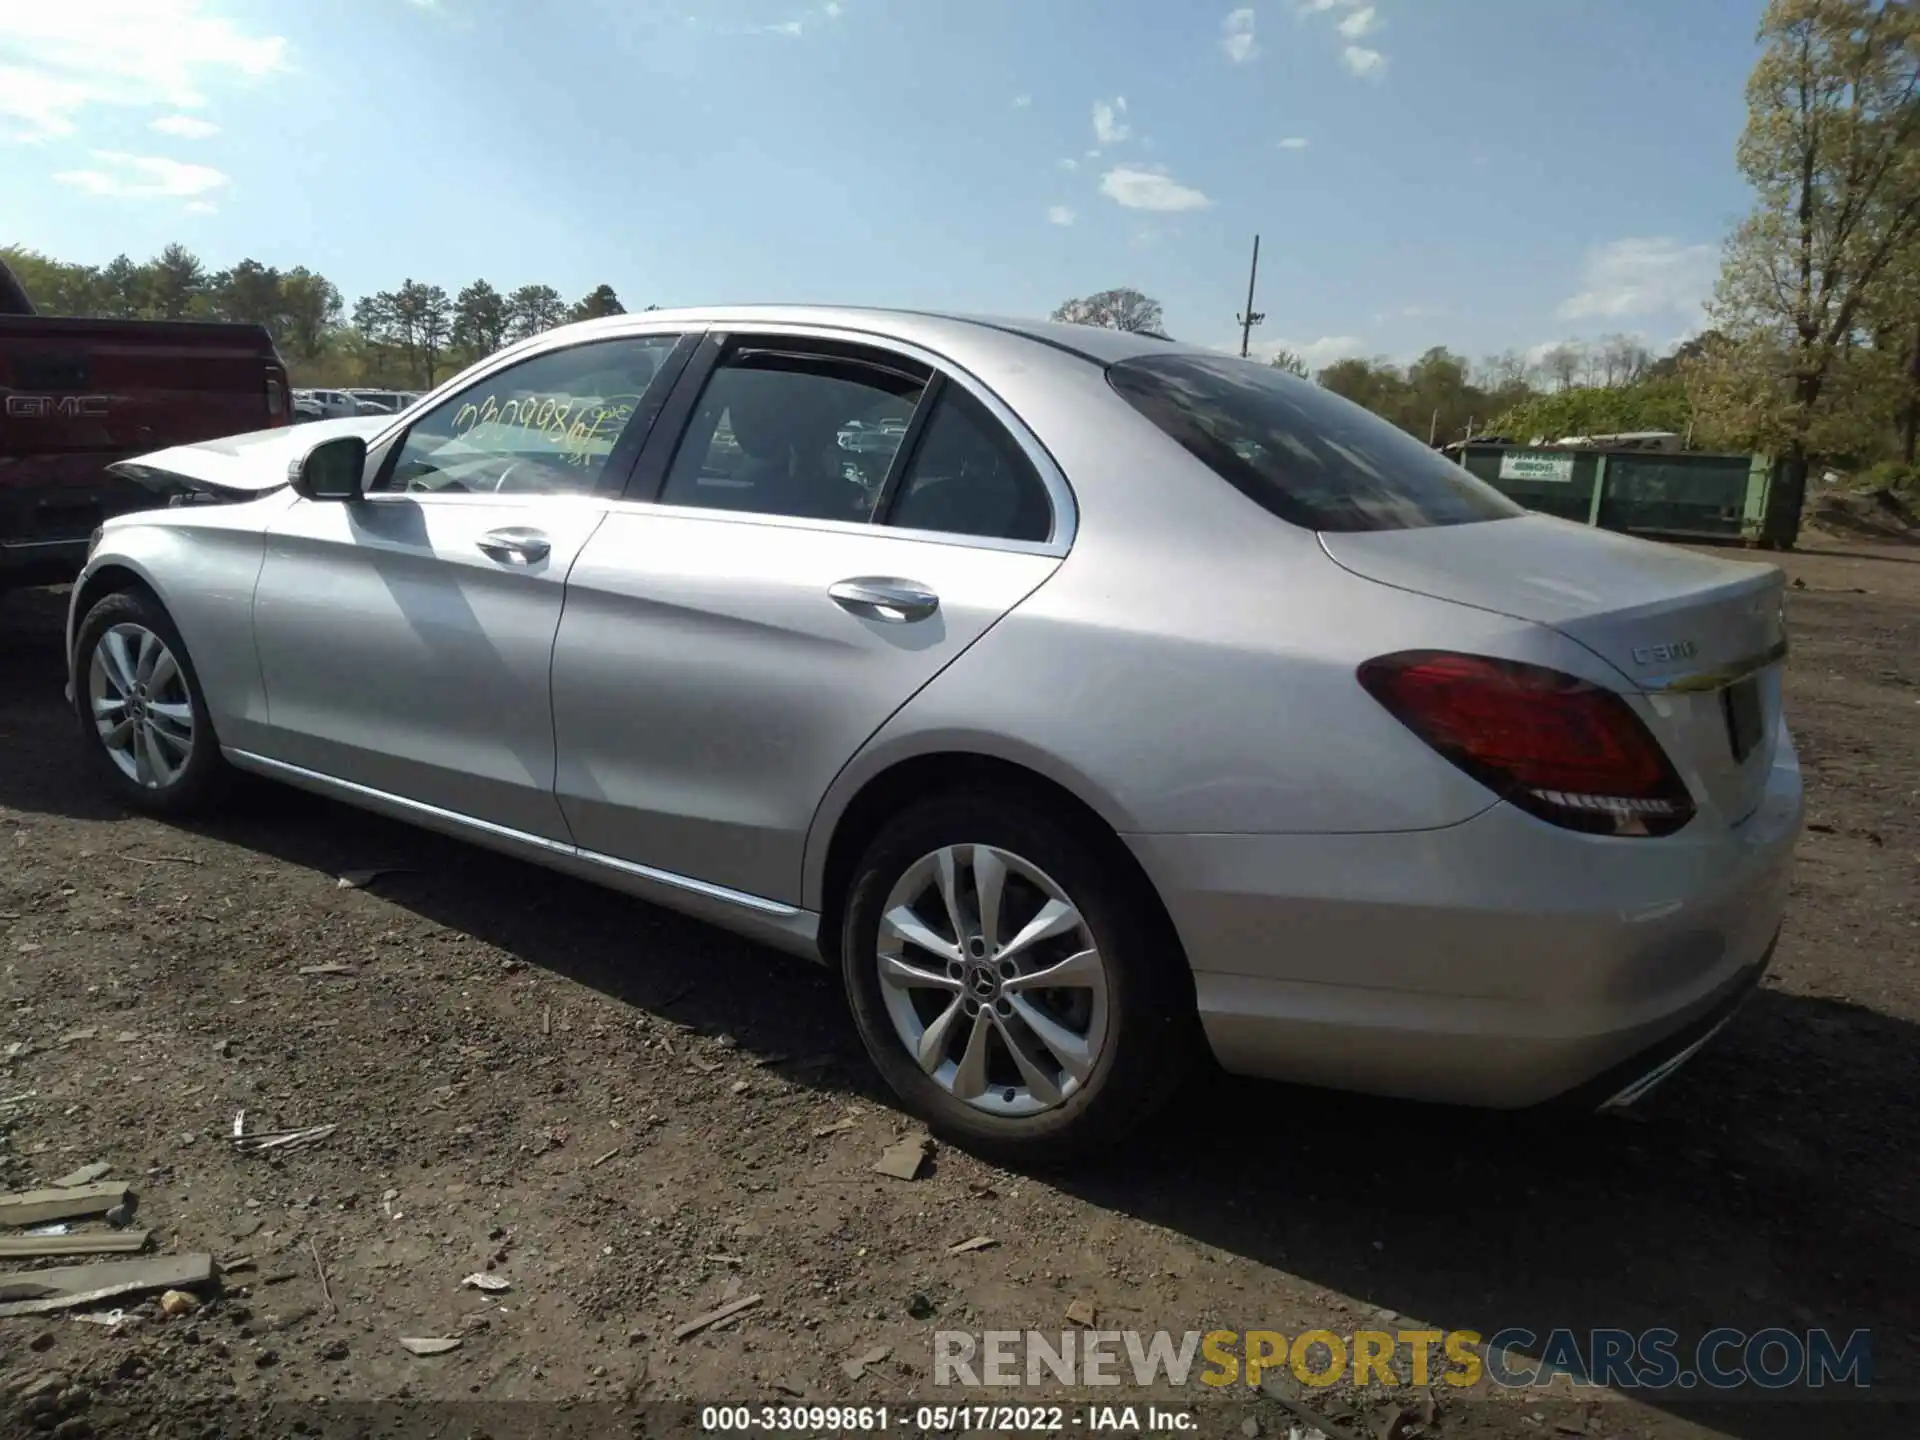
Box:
67 306 1803 1159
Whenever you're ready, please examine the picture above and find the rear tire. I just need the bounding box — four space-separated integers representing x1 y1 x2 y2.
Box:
72 588 228 816
840 791 1198 1165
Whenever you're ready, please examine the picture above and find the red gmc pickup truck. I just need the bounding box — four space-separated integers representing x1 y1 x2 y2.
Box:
1 257 290 592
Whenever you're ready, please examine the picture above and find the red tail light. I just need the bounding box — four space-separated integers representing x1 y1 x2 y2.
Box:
1358 651 1695 837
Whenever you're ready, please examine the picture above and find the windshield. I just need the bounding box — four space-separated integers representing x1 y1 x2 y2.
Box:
1107 353 1523 533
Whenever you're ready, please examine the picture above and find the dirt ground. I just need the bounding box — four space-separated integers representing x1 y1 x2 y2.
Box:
0 530 1916 1440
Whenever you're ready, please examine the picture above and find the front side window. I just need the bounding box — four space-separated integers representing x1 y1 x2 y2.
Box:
657 345 927 523
1107 353 1522 532
375 335 680 496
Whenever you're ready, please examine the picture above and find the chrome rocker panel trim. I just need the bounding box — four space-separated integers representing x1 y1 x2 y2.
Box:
222 748 823 961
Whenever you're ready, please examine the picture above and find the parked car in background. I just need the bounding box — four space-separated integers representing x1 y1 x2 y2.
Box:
294 389 363 420
346 388 421 414
64 305 1802 1161
0 257 291 593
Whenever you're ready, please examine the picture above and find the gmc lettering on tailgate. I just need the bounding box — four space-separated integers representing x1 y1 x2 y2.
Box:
5 394 111 418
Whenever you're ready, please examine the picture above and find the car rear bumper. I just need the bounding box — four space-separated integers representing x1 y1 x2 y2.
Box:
1126 725 1803 1108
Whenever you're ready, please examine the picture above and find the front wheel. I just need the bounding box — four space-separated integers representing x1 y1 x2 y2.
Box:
840 793 1198 1164
72 588 227 815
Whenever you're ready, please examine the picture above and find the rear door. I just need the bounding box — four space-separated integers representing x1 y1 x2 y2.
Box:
551 329 1070 905
250 330 692 840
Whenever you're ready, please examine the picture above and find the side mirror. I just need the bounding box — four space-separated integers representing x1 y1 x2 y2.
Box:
290 435 368 502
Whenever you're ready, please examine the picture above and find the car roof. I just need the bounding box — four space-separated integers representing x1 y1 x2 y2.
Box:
550 304 1201 370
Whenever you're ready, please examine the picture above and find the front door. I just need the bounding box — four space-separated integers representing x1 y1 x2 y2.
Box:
250 330 690 840
552 333 1067 904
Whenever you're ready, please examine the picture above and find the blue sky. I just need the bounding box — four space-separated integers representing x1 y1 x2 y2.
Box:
2 0 1765 367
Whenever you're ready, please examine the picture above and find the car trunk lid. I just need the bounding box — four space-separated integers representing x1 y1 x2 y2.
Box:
1320 513 1788 827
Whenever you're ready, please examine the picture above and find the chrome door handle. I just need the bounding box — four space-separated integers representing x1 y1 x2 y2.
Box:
476 527 551 565
828 576 940 623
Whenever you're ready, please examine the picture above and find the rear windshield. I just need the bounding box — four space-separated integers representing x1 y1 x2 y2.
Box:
1106 353 1522 532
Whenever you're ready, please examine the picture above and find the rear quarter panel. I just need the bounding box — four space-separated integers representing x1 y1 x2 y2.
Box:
800 357 1639 908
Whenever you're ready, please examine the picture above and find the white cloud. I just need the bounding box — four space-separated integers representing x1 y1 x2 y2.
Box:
1297 0 1391 79
1342 45 1387 77
183 199 217 214
1047 205 1077 227
1277 136 1310 150
760 2 841 35
1555 237 1717 321
1012 94 1032 108
150 113 219 139
1221 9 1259 63
1059 157 1078 170
1523 338 1581 367
0 0 285 143
1099 164 1212 212
52 150 230 201
1092 96 1130 145
1337 5 1381 38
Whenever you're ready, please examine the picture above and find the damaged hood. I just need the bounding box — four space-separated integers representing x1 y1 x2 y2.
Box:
107 416 389 500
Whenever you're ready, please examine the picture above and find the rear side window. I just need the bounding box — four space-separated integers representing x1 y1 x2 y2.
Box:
884 388 1052 543
1107 353 1522 532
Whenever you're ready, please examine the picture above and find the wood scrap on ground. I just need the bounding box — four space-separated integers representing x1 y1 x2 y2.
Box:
0 1254 216 1317
0 1230 150 1259
0 1182 132 1228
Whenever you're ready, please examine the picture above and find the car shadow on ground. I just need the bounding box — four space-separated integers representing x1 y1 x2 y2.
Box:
4 585 1915 1439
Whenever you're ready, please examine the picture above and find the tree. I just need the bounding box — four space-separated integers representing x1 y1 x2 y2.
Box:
1595 333 1654 387
569 283 625 322
1050 287 1165 333
209 258 284 331
363 280 456 386
1480 349 1531 389
353 291 401 381
507 284 567 340
1316 356 1402 412
401 281 453 386
1403 346 1478 443
279 268 343 362
1268 348 1310 377
1860 230 1920 464
1701 0 1920 533
0 246 101 315
97 254 147 318
1539 344 1583 392
1494 377 1695 444
146 242 206 320
452 279 511 357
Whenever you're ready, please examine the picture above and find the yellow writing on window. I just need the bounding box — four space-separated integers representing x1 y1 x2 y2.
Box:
451 393 642 467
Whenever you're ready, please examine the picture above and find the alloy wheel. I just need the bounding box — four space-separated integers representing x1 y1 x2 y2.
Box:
88 622 194 790
875 843 1110 1117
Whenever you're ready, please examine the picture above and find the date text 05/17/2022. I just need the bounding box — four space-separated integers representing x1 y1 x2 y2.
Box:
697 1404 1197 1432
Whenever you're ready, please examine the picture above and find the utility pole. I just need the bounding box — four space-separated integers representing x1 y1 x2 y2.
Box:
1237 234 1264 358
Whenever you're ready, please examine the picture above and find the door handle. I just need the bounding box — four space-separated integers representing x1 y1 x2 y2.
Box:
476 527 551 565
828 576 940 623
